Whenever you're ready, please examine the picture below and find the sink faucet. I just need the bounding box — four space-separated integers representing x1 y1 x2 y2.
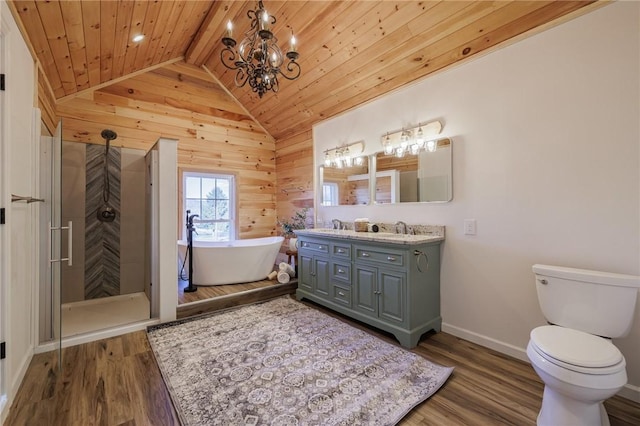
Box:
332 219 342 230
395 221 408 234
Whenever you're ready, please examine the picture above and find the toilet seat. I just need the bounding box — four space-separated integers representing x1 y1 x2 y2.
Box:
530 326 625 375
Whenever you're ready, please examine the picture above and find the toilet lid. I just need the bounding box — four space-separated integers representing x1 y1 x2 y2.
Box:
531 326 623 369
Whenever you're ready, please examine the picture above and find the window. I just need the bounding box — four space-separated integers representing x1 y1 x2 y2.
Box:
321 182 339 206
183 172 235 241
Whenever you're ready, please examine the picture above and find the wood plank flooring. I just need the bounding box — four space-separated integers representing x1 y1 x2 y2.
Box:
6 297 640 426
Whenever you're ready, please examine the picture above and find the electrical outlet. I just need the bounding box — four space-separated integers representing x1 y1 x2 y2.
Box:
464 219 477 235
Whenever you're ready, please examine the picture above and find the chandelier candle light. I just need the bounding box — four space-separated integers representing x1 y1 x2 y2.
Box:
221 1 301 98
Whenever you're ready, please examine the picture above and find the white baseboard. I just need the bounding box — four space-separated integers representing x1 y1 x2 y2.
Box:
442 322 528 362
617 383 640 403
1 395 8 425
3 345 34 423
441 322 640 403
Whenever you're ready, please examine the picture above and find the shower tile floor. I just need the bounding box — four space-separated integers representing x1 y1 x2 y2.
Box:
61 292 150 337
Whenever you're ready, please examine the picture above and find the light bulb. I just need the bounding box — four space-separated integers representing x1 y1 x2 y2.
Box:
343 147 351 167
354 156 363 166
410 144 420 155
324 152 332 167
290 35 297 52
426 140 437 152
226 21 233 38
416 126 424 148
400 131 409 149
395 147 405 158
383 134 393 155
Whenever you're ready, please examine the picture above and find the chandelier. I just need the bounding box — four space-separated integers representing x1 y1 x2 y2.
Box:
221 1 301 98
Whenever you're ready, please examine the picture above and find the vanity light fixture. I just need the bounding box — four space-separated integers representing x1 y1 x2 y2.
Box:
323 141 365 168
380 120 443 157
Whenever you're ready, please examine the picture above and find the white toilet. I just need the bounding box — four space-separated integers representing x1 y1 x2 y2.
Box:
527 264 640 426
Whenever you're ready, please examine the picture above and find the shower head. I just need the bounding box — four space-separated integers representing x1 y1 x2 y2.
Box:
100 129 118 141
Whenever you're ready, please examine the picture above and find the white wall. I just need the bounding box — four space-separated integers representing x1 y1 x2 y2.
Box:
314 2 640 398
1 0 37 421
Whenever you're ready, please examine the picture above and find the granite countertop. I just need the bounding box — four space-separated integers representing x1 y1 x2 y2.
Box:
295 228 445 245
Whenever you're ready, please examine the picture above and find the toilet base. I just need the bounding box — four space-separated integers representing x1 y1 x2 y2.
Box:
537 386 610 426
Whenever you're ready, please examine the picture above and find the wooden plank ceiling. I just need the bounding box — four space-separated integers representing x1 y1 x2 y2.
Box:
13 0 597 140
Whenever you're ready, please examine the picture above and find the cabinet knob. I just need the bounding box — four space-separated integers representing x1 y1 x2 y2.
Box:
337 249 345 253
361 252 370 257
387 256 396 261
338 269 345 274
338 291 345 296
374 290 382 295
318 245 323 249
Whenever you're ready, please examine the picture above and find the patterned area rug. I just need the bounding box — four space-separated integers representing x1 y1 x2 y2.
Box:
147 297 453 425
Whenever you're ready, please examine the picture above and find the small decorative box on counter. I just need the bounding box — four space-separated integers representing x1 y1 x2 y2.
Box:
354 218 369 232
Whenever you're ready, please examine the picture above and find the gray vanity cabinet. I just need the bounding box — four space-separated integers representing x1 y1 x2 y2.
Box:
296 233 442 348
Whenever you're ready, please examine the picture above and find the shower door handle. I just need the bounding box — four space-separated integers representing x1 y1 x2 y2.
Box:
49 221 73 266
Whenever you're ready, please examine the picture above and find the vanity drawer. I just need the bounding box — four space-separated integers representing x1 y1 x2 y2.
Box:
331 243 351 259
332 284 351 307
331 261 351 283
299 239 330 254
354 245 405 268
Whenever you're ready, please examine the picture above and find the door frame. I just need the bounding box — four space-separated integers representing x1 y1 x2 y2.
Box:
0 14 8 413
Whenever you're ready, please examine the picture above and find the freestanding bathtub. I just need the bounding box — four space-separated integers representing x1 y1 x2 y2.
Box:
177 236 284 286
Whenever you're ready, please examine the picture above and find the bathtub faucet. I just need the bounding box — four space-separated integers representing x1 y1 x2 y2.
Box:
186 210 199 234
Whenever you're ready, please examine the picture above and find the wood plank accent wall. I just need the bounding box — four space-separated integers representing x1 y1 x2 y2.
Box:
57 61 277 240
275 129 315 260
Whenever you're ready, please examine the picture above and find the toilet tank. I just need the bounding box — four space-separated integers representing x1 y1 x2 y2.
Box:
533 264 640 338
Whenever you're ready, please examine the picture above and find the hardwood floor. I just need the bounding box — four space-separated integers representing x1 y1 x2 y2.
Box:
6 298 640 426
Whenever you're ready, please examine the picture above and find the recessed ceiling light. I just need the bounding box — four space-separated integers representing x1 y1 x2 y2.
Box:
132 34 145 43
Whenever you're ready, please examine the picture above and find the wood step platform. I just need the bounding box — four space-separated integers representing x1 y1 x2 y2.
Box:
177 280 298 319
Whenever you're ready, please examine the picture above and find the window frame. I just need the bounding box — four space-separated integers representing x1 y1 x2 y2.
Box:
321 181 339 206
180 169 237 241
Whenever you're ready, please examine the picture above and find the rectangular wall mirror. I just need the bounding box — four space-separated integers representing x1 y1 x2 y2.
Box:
374 137 452 203
320 159 370 206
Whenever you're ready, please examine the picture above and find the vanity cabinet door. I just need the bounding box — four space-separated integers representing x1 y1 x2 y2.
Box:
314 257 330 297
354 264 378 317
379 270 406 325
299 253 313 291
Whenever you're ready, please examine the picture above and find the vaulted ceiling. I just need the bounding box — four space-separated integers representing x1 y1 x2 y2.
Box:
11 0 599 140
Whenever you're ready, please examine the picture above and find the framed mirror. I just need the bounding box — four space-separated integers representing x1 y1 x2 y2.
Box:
320 158 370 206
374 138 452 203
